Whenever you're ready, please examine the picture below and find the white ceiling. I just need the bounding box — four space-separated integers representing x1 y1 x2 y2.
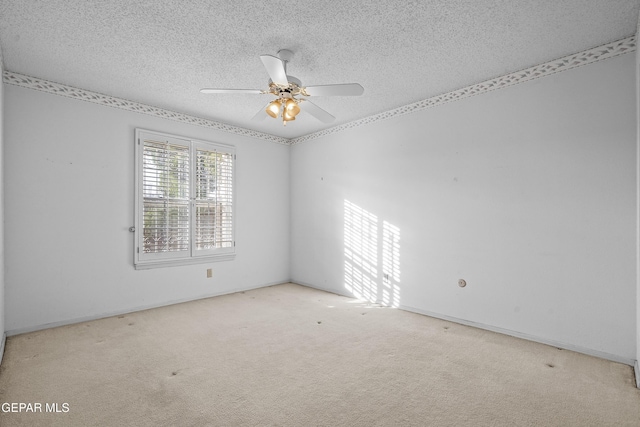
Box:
0 1 638 139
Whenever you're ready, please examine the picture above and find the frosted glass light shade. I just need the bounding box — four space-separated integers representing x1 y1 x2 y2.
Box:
266 100 282 118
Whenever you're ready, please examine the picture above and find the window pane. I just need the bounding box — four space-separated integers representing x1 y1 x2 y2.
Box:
143 201 190 253
195 149 233 250
216 152 234 248
142 140 190 254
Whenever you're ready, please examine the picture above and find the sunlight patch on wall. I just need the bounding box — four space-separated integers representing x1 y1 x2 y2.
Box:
382 221 401 307
344 200 378 302
344 200 401 307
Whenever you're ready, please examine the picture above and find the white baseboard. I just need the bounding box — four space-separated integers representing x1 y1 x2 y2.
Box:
635 360 640 389
6 280 289 337
293 280 352 298
0 332 6 366
399 303 635 366
292 281 635 367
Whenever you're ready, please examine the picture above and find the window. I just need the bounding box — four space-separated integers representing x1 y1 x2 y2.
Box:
134 129 235 269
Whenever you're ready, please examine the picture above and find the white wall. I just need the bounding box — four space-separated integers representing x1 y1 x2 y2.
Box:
291 53 637 363
0 46 5 358
636 16 640 384
4 85 290 333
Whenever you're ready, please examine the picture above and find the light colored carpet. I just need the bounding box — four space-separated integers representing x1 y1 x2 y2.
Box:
0 283 638 426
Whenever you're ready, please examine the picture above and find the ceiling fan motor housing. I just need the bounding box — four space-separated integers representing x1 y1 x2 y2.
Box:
268 76 303 101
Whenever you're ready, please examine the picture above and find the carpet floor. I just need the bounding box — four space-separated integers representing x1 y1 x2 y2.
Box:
0 283 638 426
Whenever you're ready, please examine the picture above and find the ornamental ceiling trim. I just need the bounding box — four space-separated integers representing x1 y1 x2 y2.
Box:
291 35 636 145
3 36 635 146
2 71 290 145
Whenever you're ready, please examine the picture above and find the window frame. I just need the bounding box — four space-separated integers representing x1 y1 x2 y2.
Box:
134 129 236 270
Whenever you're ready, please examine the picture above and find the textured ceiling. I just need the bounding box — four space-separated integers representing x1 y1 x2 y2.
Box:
0 1 638 139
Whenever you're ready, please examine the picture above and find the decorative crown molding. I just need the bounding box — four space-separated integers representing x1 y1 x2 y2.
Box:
290 35 636 145
3 36 635 146
2 71 290 145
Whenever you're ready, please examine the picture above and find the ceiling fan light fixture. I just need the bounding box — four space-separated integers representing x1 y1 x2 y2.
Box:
265 100 282 118
284 99 300 117
201 50 362 126
283 110 297 121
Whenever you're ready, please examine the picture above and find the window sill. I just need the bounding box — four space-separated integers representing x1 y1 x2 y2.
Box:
134 253 236 270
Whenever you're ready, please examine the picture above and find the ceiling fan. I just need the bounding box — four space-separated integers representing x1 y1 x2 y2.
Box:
200 49 364 126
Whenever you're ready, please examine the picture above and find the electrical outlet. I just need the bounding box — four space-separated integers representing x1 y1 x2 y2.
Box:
207 268 213 278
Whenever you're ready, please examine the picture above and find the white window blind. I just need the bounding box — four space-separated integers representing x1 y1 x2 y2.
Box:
134 130 235 269
194 147 234 251
142 139 190 255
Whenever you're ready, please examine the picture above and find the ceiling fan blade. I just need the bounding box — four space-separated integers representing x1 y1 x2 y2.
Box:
251 104 269 121
260 54 289 86
300 100 336 123
200 88 263 94
303 83 364 97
